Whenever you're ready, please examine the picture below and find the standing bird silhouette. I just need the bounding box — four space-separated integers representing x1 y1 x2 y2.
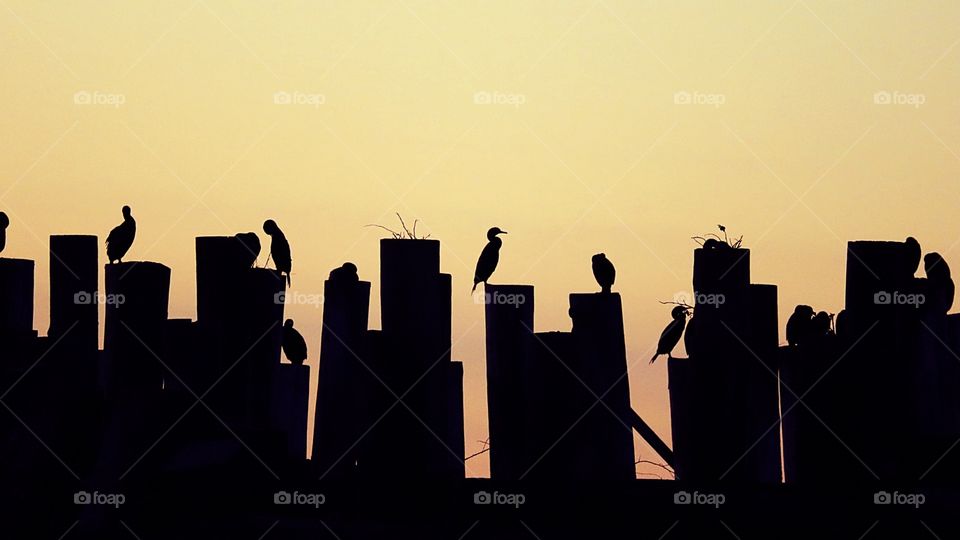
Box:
281 319 308 365
592 253 615 293
472 227 507 293
263 219 292 286
235 232 261 268
786 305 815 347
924 252 954 314
106 205 136 264
650 306 688 364
0 212 8 255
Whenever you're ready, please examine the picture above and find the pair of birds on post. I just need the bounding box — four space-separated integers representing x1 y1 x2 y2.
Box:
104 206 293 285
470 226 618 294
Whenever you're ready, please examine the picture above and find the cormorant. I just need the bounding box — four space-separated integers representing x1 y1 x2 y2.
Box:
472 227 506 293
650 306 688 364
106 205 136 264
329 262 359 283
812 311 833 338
592 253 615 293
0 212 8 255
281 319 308 365
905 237 922 277
263 219 292 286
786 305 815 347
235 232 261 268
924 252 954 314
703 238 730 250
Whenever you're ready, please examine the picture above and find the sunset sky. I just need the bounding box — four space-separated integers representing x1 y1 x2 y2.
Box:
2 0 959 478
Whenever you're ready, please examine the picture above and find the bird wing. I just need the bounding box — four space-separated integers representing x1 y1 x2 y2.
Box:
656 319 683 354
106 223 123 245
474 242 500 282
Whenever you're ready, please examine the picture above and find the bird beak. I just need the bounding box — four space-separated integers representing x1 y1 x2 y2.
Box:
500 231 508 235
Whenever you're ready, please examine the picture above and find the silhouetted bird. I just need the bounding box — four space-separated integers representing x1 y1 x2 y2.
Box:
786 305 815 347
924 252 954 314
282 319 307 365
329 262 359 283
263 219 292 285
472 227 507 293
106 205 136 264
650 306 688 364
0 211 8 254
812 311 833 338
905 237 922 277
835 309 848 340
592 253 615 293
703 238 730 250
234 232 261 268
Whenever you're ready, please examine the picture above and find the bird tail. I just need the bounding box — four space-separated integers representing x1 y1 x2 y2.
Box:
286 273 291 287
649 353 659 364
471 281 478 293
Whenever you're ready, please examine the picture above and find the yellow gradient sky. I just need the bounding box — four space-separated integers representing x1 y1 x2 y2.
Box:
2 1 959 478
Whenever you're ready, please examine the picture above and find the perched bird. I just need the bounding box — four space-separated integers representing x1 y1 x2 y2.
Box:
0 211 8 254
812 311 833 338
786 305 815 347
650 306 688 364
263 219 292 286
592 253 616 293
924 252 954 314
281 319 308 365
472 227 507 293
234 232 261 268
835 309 848 340
905 237 922 277
703 238 730 250
106 205 136 264
329 262 359 283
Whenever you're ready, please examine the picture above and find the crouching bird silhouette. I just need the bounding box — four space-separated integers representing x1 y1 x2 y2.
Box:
0 211 8 254
234 232 261 268
786 305 815 347
106 205 136 263
924 252 954 314
650 306 688 364
472 227 507 293
592 253 615 293
263 219 292 285
329 262 359 283
282 319 308 365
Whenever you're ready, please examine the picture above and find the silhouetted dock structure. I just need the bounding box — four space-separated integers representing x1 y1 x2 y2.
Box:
4 227 960 538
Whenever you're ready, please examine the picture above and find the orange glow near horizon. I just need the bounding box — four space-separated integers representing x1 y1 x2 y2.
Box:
2 1 960 478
